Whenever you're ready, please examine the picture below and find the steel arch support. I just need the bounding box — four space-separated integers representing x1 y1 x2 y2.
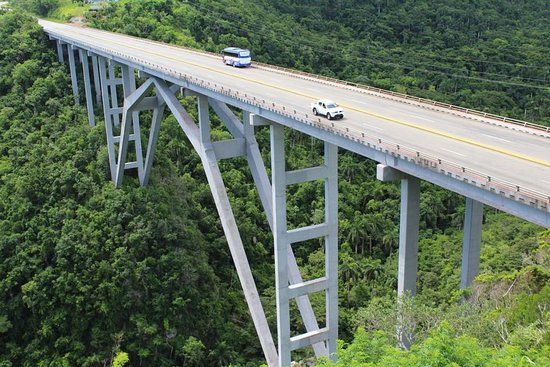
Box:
142 101 165 186
119 65 145 185
114 76 154 187
97 58 156 186
154 80 279 367
97 56 117 178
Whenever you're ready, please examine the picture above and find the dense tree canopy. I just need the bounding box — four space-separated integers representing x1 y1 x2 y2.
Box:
0 11 266 367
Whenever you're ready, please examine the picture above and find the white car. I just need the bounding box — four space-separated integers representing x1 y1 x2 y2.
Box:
310 99 344 120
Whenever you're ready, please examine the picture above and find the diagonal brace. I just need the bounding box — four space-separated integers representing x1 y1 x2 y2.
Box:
114 78 154 187
154 79 279 367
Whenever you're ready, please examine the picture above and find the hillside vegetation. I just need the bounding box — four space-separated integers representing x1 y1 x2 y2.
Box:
1 1 550 366
87 0 549 126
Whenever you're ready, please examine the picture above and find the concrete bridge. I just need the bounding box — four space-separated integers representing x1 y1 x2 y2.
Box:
40 19 550 367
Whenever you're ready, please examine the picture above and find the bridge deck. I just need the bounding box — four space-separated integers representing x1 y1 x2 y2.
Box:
39 20 550 224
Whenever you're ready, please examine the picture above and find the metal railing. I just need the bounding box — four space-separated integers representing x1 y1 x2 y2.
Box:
47 31 550 213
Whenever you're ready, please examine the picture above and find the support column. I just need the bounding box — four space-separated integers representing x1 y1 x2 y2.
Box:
460 198 483 289
376 164 420 297
67 45 79 105
324 141 338 359
271 123 338 366
397 177 420 297
377 165 423 348
271 123 291 367
79 49 95 127
56 40 64 63
198 94 210 144
396 176 420 350
97 56 117 178
91 54 102 106
108 61 121 127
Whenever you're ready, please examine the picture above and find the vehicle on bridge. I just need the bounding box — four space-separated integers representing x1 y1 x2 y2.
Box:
221 47 251 67
310 99 345 120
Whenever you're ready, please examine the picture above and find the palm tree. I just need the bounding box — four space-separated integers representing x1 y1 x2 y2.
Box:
382 227 398 257
346 214 367 255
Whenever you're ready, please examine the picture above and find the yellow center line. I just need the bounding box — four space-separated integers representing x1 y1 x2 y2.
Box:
340 105 550 168
57 25 550 168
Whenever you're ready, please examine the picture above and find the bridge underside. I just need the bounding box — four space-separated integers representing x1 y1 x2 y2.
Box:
58 41 342 366
52 37 549 366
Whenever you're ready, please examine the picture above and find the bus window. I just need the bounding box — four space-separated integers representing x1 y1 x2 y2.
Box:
221 47 251 67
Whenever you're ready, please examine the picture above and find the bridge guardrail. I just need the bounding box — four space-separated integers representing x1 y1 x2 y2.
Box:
47 32 550 214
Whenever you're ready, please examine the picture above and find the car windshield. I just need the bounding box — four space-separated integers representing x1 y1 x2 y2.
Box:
327 103 337 108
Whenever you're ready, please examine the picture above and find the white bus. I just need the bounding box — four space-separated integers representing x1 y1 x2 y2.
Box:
221 47 251 67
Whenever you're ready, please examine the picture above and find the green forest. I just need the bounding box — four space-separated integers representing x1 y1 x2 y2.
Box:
1 0 549 366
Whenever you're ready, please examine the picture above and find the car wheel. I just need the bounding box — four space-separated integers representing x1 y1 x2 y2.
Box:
327 113 332 120
313 108 318 115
